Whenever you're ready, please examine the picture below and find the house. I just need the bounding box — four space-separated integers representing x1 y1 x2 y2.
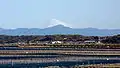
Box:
84 40 96 44
52 41 63 44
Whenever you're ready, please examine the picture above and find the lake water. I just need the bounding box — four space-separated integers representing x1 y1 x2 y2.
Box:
0 47 120 68
1 47 120 51
0 59 120 68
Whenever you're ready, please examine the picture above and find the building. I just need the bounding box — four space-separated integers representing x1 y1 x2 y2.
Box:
84 40 96 44
52 41 63 44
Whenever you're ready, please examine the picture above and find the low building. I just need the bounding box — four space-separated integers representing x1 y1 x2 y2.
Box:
52 41 63 44
84 40 96 44
36 41 48 44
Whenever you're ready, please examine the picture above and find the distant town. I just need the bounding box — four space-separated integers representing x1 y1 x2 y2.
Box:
0 34 119 48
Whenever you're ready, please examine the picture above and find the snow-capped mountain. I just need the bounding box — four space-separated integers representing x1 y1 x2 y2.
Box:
0 24 120 36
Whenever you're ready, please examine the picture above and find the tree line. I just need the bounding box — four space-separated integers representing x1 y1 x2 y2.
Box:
0 34 120 44
101 35 120 44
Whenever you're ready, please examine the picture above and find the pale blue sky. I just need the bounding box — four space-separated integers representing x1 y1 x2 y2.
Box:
0 0 120 29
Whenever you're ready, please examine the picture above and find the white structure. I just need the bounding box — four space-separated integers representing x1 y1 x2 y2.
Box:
52 41 62 44
84 40 96 43
97 37 101 44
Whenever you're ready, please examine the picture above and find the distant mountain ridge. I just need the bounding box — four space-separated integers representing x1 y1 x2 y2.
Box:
0 25 120 36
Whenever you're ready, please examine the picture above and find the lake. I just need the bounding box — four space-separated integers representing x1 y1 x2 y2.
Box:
0 47 120 68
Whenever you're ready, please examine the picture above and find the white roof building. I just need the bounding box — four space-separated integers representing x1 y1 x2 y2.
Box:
84 40 96 43
52 41 62 44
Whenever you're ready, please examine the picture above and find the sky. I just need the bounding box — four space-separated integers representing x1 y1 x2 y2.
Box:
0 0 120 29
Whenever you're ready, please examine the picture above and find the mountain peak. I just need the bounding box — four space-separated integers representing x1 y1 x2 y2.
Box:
49 24 71 29
48 19 72 28
53 24 65 27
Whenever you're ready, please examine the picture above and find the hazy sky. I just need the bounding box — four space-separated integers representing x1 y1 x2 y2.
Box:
0 0 120 29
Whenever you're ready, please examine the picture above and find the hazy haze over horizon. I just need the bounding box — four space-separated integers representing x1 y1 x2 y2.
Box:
0 0 120 29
